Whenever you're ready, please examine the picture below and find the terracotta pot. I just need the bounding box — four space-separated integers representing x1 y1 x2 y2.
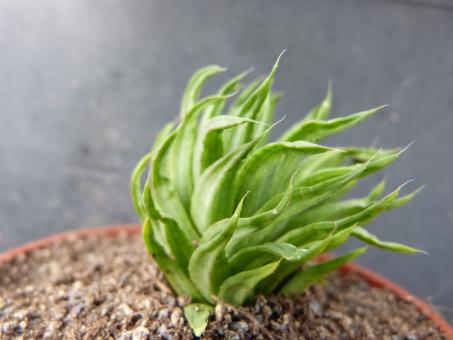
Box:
1 224 452 338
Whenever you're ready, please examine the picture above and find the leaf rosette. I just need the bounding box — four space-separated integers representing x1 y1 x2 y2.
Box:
131 53 422 315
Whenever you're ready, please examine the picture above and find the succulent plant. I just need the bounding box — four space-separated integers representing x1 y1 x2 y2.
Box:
131 53 422 334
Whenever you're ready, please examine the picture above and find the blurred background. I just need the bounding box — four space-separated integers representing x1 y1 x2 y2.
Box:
1 0 452 316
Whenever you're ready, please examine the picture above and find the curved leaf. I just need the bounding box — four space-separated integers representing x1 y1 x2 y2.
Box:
162 218 195 270
334 182 410 231
236 141 333 215
191 133 264 233
143 219 203 300
228 77 263 117
304 83 332 121
193 116 265 180
253 92 281 144
279 106 385 142
352 227 424 253
130 152 151 220
324 225 358 252
223 77 263 150
281 247 368 294
367 177 387 201
180 65 226 117
202 70 250 121
228 51 284 150
237 174 294 228
171 95 230 209
153 122 175 152
225 174 294 256
258 237 332 293
150 132 199 240
218 260 280 305
278 221 336 246
228 161 370 256
282 178 388 229
387 186 423 209
228 242 308 273
188 198 244 303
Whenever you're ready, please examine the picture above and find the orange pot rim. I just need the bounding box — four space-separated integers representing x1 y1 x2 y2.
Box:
1 224 451 338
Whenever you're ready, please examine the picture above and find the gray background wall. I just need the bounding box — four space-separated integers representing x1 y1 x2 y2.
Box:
1 0 452 317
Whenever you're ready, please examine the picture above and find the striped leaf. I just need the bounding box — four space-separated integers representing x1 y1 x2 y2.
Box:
279 106 385 142
188 198 244 303
281 247 368 294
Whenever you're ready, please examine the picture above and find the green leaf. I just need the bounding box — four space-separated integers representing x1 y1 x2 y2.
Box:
296 150 400 190
236 141 333 216
344 145 400 163
218 260 280 305
142 181 160 220
202 70 250 121
180 65 226 117
227 51 284 150
280 247 367 294
130 152 151 220
161 218 195 270
297 166 352 186
131 124 175 221
358 150 401 178
283 178 389 230
228 77 263 117
261 155 375 220
237 174 294 228
171 95 230 209
304 83 332 121
193 116 265 180
184 303 213 337
352 227 424 253
367 177 387 201
237 52 284 119
279 106 385 142
334 182 410 231
230 160 371 255
387 186 423 209
228 242 309 273
143 219 203 300
278 221 336 245
293 150 346 184
284 184 405 243
225 175 294 256
279 184 411 250
324 225 358 252
150 132 200 241
153 122 175 152
142 218 163 256
253 92 281 144
258 237 332 293
223 77 263 150
286 198 369 229
188 198 244 303
191 133 264 233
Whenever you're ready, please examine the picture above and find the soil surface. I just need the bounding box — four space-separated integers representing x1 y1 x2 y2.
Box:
0 231 446 339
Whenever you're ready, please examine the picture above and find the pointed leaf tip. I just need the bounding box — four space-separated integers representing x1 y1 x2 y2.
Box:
275 49 286 64
398 141 415 155
184 303 213 337
352 227 424 254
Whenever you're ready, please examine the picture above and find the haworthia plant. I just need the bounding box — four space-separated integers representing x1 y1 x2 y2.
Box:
131 53 422 334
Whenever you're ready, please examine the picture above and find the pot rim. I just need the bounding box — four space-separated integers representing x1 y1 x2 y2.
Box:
1 224 452 338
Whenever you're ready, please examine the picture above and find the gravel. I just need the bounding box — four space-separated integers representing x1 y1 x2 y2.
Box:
0 232 446 339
